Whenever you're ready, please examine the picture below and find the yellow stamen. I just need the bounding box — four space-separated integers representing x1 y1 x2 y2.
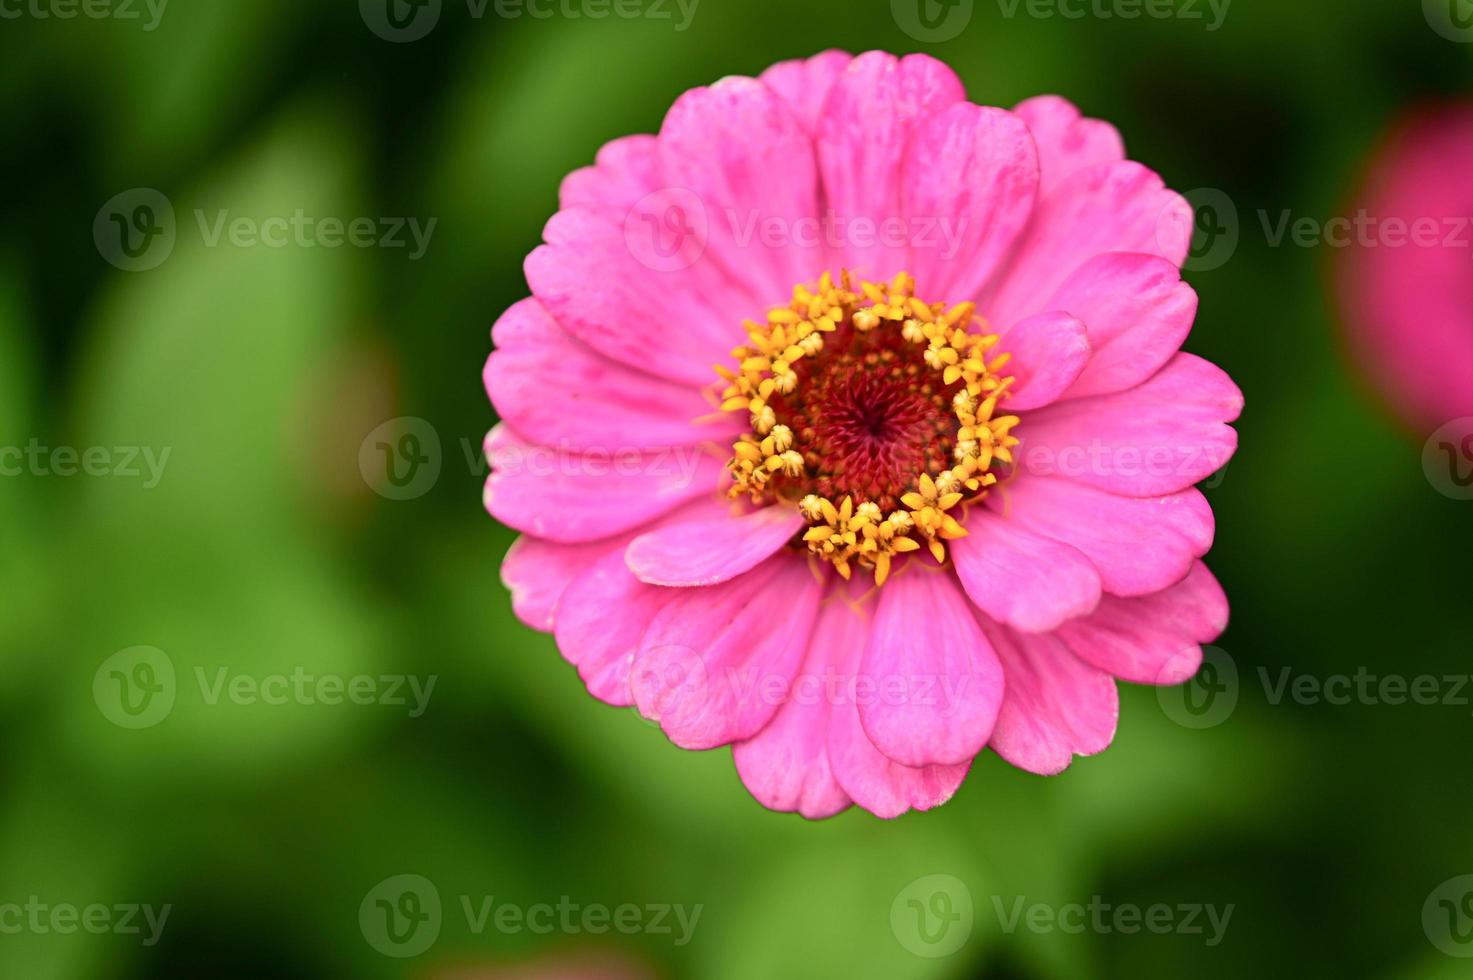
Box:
715 271 1022 584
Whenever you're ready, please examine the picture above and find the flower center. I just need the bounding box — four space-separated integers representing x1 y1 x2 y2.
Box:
717 271 1020 586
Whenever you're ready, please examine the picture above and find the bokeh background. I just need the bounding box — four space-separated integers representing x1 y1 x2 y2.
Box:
2 1 1472 977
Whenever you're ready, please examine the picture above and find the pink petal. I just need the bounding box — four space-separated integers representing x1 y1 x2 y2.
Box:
486 298 738 451
554 545 678 706
545 130 765 381
553 129 765 371
498 490 737 633
656 75 827 310
559 134 661 217
981 621 1119 776
1045 253 1198 400
951 509 1102 632
525 207 751 388
984 161 1193 328
537 493 742 701
632 556 822 750
818 51 966 278
757 50 854 137
900 102 1039 300
731 587 857 819
1013 95 1125 197
483 424 725 543
1016 353 1242 497
627 505 805 587
1059 561 1229 685
546 495 744 703
818 589 971 818
858 569 1004 768
1000 311 1091 411
501 535 618 633
990 477 1215 597
829 708 971 819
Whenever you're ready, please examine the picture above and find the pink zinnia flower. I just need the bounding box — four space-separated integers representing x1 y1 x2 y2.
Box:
484 50 1242 818
1338 103 1473 434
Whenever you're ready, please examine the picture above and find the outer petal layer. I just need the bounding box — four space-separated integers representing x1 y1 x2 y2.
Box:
983 622 1119 776
526 208 746 387
1017 353 1242 497
818 589 972 818
985 161 1193 328
483 425 726 544
1044 253 1198 400
818 51 966 277
486 298 737 451
731 589 858 819
555 546 675 706
991 478 1215 598
502 535 616 633
1013 95 1125 197
657 75 826 307
757 50 855 137
735 578 978 820
900 102 1040 302
1060 561 1229 685
829 697 971 818
632 557 822 750
559 134 661 217
858 569 1004 768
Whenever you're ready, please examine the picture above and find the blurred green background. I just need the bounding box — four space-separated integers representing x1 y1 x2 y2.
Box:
2 1 1472 977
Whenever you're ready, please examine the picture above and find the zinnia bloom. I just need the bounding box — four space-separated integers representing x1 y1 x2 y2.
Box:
484 50 1242 818
1337 103 1473 434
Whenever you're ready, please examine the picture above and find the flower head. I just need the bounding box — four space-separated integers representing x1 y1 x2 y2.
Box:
721 270 1014 584
485 50 1242 818
1337 103 1473 434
